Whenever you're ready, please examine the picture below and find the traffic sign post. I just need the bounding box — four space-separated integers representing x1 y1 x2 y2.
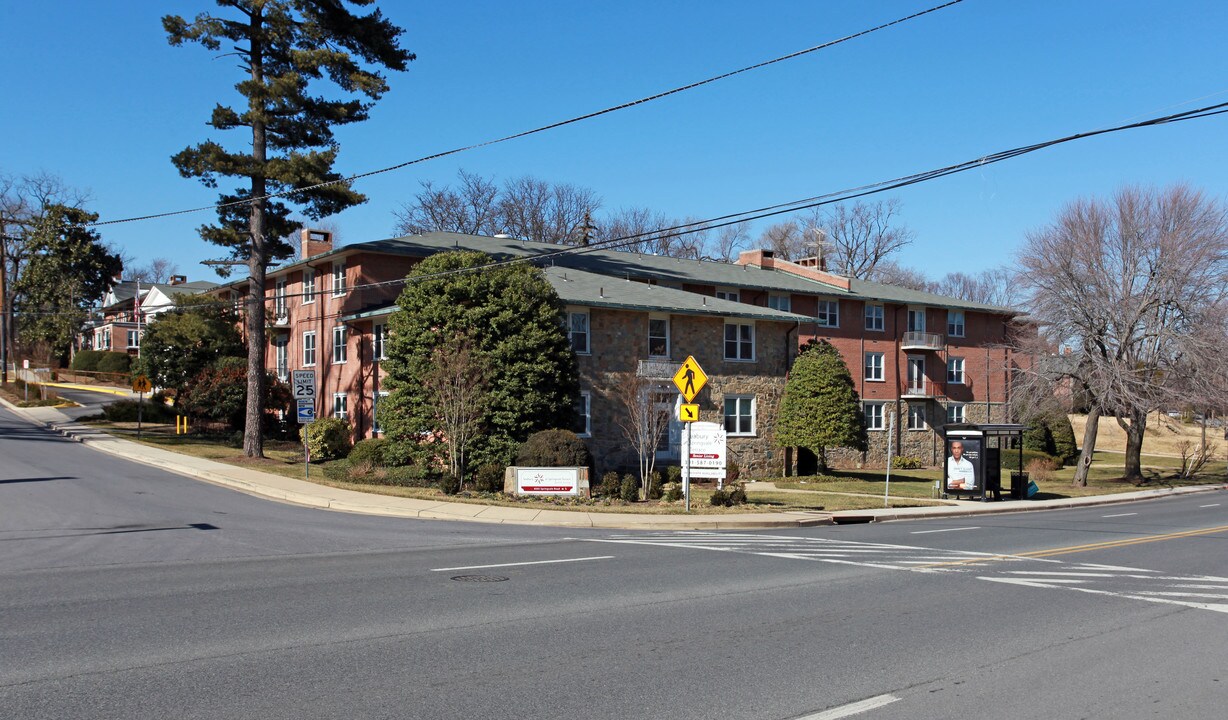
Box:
672 356 708 512
292 370 317 401
132 375 152 439
291 371 317 483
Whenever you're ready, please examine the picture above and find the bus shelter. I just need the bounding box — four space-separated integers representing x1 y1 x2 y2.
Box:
940 423 1030 501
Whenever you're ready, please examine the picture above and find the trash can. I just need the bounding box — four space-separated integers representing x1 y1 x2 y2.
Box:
1010 471 1029 500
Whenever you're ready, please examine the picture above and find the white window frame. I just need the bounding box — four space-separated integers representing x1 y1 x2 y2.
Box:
907 355 926 394
767 294 791 312
864 402 885 431
274 277 287 317
303 331 317 367
302 268 316 304
648 315 670 359
275 339 288 381
723 322 755 362
126 329 140 349
715 288 740 303
567 310 590 355
723 395 756 436
575 391 592 437
816 299 839 328
947 309 966 337
373 323 387 361
908 307 926 333
947 403 966 424
332 392 348 420
864 352 884 382
331 261 346 297
907 404 927 431
332 325 348 364
865 303 884 331
947 357 965 384
373 391 389 434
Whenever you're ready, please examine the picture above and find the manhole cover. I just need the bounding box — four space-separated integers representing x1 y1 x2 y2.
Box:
451 575 509 583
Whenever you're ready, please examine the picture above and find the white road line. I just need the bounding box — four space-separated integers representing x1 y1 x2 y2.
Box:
1006 571 1118 577
1102 512 1138 518
799 693 901 719
430 556 614 572
911 526 980 534
1201 504 1221 508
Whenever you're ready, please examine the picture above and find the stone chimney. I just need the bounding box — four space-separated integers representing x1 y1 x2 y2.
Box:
301 228 333 260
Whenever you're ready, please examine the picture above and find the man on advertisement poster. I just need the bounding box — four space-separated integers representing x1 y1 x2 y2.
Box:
946 440 977 490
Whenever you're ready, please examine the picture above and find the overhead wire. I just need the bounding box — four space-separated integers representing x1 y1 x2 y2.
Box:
89 0 966 227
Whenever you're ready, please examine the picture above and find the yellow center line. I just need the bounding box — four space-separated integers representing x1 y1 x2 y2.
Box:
918 524 1228 569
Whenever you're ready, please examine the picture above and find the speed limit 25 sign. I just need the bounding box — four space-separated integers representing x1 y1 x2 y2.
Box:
291 370 317 400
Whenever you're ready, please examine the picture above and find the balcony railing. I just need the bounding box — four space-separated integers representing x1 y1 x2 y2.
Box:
901 331 943 350
901 383 935 398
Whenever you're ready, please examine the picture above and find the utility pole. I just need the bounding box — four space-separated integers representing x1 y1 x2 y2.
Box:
0 228 10 385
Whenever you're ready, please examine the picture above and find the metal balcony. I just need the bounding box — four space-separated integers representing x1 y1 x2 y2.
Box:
901 331 943 350
901 384 935 399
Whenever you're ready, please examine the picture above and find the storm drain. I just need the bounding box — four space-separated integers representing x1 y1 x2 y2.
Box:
451 575 509 583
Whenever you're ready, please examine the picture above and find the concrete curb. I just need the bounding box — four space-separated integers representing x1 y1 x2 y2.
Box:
3 394 1223 529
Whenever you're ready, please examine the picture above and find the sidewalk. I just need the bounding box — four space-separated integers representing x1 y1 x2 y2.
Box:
3 397 1223 529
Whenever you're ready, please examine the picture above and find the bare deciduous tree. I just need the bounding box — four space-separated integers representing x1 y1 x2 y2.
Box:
600 371 672 499
128 258 181 284
799 199 915 278
931 267 1021 307
757 220 808 260
1017 184 1228 485
421 334 489 488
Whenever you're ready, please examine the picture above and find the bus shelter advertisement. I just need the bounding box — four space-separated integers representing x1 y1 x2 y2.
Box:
515 467 581 496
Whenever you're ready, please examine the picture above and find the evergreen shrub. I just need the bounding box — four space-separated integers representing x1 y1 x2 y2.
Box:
304 417 352 461
515 428 592 469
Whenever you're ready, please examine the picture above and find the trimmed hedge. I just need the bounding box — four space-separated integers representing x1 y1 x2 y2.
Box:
304 417 352 461
96 351 132 374
515 429 592 470
70 350 105 372
349 437 391 466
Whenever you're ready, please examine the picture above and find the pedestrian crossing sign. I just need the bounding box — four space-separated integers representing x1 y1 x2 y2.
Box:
672 355 707 402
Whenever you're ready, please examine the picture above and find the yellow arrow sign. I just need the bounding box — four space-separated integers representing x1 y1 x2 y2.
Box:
672 355 707 402
679 403 700 423
132 375 152 394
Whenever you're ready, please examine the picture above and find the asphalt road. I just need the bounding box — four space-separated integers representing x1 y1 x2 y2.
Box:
2 405 1226 720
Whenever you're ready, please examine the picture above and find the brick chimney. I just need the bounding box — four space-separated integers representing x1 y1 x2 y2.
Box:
169 275 187 286
301 228 333 260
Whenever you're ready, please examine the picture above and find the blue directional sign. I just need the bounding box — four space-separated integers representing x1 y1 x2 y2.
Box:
296 400 316 424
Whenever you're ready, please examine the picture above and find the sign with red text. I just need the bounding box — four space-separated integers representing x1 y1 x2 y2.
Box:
681 421 727 479
516 467 581 496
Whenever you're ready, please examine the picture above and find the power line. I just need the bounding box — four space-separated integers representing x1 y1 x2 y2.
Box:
90 1 967 228
232 98 1228 304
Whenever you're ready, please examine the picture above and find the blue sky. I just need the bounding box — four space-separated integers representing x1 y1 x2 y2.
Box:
3 1 1227 281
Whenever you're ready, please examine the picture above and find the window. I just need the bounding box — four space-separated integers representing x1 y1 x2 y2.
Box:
302 268 316 304
948 309 965 337
373 323 387 361
648 316 669 358
947 357 965 384
908 404 927 430
373 391 389 434
947 403 965 424
274 278 287 318
724 323 755 361
768 294 791 312
723 396 755 435
568 311 590 354
332 326 347 364
331 261 346 297
573 391 591 437
275 340 288 381
908 308 926 333
332 393 348 420
715 288 740 303
126 330 140 349
816 300 839 327
303 331 317 366
865 303 884 331
864 402 885 431
864 352 884 381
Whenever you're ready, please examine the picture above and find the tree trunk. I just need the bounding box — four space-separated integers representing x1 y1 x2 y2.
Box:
1072 406 1100 487
815 447 828 475
243 7 268 459
1118 409 1148 483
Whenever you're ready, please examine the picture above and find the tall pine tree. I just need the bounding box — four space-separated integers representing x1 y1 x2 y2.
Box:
165 1 413 456
775 339 868 474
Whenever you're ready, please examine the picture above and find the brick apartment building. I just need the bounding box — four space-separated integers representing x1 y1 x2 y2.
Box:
211 229 1024 475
